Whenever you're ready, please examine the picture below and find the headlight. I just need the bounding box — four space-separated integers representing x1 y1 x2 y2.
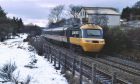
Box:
100 41 104 43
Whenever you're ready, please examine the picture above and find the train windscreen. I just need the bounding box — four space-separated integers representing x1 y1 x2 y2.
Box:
83 29 103 38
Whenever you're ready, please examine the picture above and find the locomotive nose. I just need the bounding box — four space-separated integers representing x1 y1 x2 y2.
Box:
81 39 105 52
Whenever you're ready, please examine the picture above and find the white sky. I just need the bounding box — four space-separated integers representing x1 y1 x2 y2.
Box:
0 0 139 27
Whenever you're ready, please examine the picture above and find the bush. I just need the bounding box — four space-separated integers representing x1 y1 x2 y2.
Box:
127 28 140 48
102 27 140 61
22 25 42 36
28 36 46 55
0 62 17 82
24 75 32 84
24 54 38 69
103 27 132 53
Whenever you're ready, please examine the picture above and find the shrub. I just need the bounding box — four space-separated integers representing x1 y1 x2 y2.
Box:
102 27 140 61
24 75 32 84
127 28 140 49
103 27 132 53
12 71 20 84
28 36 46 55
0 62 17 82
24 54 38 69
0 62 32 84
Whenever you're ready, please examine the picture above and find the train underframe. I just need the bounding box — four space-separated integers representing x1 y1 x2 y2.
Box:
44 37 99 57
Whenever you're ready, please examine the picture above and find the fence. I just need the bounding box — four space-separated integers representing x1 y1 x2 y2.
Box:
43 43 120 84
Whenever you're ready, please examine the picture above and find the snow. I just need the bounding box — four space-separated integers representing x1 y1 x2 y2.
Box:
0 34 68 84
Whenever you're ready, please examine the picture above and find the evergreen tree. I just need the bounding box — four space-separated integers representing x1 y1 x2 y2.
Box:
0 5 25 41
0 6 6 17
121 7 131 21
121 1 140 21
18 18 24 29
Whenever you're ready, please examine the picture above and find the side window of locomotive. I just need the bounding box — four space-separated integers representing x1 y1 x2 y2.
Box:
72 31 79 37
64 30 67 36
79 30 82 38
66 30 71 37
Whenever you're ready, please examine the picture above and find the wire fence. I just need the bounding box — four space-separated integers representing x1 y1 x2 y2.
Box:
43 44 124 84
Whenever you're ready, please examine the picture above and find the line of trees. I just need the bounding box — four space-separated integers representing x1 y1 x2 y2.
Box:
0 5 43 41
48 1 140 26
47 5 109 28
23 24 42 36
0 6 24 41
48 5 82 28
121 1 140 21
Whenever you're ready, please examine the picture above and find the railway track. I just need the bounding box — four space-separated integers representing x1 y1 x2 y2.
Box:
44 40 140 84
101 56 140 71
81 56 140 84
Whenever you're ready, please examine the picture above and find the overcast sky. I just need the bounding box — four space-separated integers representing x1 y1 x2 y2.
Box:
0 0 139 27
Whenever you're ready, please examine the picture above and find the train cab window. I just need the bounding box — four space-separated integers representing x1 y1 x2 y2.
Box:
87 30 101 36
72 30 80 37
82 29 103 38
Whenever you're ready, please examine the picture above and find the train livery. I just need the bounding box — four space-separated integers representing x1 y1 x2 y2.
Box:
42 24 105 52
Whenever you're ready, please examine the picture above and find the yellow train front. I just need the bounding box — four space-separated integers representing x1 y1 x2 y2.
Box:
42 24 105 52
69 24 105 52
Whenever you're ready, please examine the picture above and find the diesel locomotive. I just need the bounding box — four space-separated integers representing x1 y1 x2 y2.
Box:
42 24 105 52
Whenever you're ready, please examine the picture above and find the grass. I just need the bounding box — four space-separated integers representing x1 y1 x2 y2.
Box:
0 61 17 82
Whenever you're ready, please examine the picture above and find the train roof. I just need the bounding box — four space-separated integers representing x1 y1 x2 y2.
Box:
42 27 69 31
51 27 68 31
80 24 102 29
42 24 102 32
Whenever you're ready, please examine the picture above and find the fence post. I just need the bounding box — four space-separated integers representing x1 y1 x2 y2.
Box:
46 45 48 60
79 59 83 84
43 44 47 58
53 50 56 68
48 52 50 61
57 52 61 70
92 63 96 84
53 55 56 66
64 55 67 72
49 46 53 63
46 46 48 59
43 44 45 56
48 46 51 61
72 56 75 76
50 49 53 63
112 72 117 84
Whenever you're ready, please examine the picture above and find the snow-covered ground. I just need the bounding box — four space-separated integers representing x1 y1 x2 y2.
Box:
0 34 68 84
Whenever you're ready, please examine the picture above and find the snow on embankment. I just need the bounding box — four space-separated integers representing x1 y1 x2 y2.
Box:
0 34 68 84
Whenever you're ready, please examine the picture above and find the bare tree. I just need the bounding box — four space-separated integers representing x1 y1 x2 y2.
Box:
69 5 82 18
92 15 108 26
48 5 64 23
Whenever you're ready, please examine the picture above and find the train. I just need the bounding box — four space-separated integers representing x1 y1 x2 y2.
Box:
42 24 105 52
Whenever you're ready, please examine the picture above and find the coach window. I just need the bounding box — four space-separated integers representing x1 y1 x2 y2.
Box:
57 31 59 35
52 31 55 35
61 31 64 36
